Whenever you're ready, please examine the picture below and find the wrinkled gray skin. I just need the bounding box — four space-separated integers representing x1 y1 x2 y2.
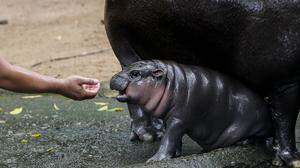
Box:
105 0 300 166
110 60 273 162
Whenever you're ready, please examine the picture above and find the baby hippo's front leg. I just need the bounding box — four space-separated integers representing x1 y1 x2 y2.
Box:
147 118 185 162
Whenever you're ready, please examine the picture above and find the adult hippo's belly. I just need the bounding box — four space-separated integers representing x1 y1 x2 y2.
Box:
105 0 300 166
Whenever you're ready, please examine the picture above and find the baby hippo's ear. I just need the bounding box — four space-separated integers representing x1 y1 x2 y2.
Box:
152 69 164 77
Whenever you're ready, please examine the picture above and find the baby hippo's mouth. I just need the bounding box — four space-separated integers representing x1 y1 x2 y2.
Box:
116 90 129 102
110 74 130 102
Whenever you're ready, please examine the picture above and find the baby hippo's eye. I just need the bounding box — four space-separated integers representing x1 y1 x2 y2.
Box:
129 70 141 79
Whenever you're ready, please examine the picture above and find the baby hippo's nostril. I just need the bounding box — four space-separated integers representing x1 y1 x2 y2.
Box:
110 74 129 91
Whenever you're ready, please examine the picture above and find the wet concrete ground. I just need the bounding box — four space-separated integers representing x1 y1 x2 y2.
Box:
0 87 297 168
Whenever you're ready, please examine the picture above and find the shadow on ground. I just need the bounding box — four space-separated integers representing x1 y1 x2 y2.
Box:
0 85 294 168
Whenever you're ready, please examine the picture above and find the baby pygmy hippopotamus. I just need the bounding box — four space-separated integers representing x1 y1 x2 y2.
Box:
110 60 272 162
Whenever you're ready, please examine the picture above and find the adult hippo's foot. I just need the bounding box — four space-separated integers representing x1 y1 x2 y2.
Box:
269 84 300 167
272 148 300 167
128 104 165 142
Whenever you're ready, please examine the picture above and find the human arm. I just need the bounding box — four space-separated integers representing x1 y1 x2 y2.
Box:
0 57 99 100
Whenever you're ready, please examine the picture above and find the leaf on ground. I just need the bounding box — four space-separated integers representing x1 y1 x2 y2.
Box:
22 95 42 99
10 107 23 115
107 107 124 112
0 107 2 112
97 105 108 111
94 102 108 106
0 120 6 124
32 133 42 140
47 147 54 153
21 139 28 144
53 104 60 111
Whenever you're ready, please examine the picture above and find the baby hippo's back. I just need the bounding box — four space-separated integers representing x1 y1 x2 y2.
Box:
180 64 273 149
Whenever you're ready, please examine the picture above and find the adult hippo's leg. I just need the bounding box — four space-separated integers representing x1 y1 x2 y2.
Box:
269 84 300 167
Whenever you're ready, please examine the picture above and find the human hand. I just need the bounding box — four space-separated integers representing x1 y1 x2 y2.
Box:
59 76 100 100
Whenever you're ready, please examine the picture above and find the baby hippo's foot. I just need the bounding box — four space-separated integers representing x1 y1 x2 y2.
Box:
130 130 154 142
130 118 165 142
272 146 300 167
147 145 182 163
147 152 172 163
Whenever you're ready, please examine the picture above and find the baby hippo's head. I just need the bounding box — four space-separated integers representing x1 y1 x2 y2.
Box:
110 60 168 112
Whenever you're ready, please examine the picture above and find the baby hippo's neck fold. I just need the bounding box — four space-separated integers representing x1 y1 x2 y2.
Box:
143 63 175 118
143 85 166 113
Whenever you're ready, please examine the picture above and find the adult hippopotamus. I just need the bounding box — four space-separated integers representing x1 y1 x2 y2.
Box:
110 60 273 162
104 0 300 166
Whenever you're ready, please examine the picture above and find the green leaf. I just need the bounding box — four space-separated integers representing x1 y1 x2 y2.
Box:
32 133 42 140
